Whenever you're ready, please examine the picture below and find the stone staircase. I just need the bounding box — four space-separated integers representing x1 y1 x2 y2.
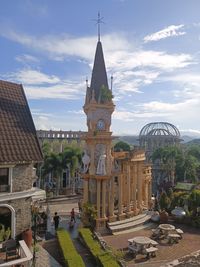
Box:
107 212 151 234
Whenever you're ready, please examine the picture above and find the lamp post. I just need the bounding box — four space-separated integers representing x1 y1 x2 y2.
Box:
31 202 39 267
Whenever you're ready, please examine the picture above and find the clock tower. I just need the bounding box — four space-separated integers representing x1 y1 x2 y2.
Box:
82 39 115 229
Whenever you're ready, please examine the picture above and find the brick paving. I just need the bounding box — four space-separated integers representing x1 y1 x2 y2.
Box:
103 222 200 267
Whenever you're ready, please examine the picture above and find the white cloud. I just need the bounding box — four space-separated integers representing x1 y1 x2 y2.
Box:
15 54 39 64
180 129 200 135
5 69 60 85
0 29 193 98
0 68 85 100
141 98 198 113
0 29 192 70
25 82 84 100
144 24 186 43
162 73 200 99
113 109 170 122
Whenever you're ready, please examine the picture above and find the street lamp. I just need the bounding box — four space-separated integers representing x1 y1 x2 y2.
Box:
31 201 40 267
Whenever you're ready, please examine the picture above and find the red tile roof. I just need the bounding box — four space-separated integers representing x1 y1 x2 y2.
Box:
0 80 43 164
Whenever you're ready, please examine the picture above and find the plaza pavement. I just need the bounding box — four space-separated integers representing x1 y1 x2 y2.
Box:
36 197 94 267
35 244 62 267
37 198 200 266
103 222 200 267
33 197 80 267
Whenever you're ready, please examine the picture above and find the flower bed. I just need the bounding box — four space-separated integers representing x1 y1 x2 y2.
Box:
57 228 85 267
79 228 120 267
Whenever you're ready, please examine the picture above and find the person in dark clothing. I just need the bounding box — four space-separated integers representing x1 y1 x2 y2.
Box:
70 208 76 222
53 212 60 231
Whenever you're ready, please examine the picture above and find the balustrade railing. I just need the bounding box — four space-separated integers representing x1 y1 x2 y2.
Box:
0 240 33 267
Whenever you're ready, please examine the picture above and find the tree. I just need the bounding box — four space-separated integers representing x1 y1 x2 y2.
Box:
99 85 113 103
40 143 83 195
152 144 200 185
152 146 181 186
159 191 171 211
42 152 63 195
42 141 51 157
62 146 82 194
81 202 97 228
114 141 131 152
188 190 200 214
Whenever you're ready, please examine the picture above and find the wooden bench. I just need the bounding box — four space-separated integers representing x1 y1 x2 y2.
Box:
144 247 158 258
168 234 180 244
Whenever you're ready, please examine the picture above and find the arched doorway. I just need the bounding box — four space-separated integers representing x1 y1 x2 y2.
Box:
0 205 15 239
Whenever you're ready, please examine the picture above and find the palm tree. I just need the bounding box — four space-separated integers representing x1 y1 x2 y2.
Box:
42 152 63 195
62 146 82 194
152 146 180 187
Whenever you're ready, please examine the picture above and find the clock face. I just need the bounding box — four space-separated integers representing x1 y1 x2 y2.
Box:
96 119 105 130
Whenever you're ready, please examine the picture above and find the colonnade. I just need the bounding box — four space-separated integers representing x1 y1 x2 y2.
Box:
83 158 152 225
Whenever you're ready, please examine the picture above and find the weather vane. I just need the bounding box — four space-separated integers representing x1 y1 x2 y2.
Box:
93 12 105 41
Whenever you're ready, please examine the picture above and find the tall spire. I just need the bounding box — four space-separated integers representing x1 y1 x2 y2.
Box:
90 40 109 103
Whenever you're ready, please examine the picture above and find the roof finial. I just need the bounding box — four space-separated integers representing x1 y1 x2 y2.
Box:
94 12 104 42
86 77 88 88
111 75 113 92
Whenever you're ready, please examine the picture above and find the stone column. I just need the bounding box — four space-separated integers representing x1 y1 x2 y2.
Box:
118 174 123 216
144 180 148 206
148 179 152 208
83 178 89 203
97 180 101 218
137 162 143 211
127 163 131 212
109 177 115 217
102 180 106 218
132 163 137 213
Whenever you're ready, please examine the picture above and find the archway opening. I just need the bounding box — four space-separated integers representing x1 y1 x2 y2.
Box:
0 206 12 241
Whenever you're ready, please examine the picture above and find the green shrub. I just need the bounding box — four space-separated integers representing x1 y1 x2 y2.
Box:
191 216 200 228
57 228 85 267
79 228 120 267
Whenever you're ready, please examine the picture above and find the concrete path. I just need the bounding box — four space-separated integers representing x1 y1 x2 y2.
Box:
37 197 94 267
35 244 62 267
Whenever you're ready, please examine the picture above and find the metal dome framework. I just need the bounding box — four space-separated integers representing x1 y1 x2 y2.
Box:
139 122 180 138
139 122 181 159
139 122 181 194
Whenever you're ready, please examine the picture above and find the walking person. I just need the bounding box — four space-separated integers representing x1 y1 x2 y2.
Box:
70 208 76 222
53 212 60 231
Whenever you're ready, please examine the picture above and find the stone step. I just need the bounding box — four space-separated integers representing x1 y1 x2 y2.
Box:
108 214 151 233
112 222 156 235
108 212 147 227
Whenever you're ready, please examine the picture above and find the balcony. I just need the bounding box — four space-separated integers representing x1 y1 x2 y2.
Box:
0 240 33 266
0 185 10 193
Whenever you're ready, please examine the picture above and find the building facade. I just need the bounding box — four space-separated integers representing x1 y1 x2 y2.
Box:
0 80 44 239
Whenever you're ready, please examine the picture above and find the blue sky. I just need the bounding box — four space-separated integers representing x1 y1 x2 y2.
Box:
1 0 200 136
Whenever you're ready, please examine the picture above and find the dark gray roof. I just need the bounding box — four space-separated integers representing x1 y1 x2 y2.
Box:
0 80 43 164
90 41 109 102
